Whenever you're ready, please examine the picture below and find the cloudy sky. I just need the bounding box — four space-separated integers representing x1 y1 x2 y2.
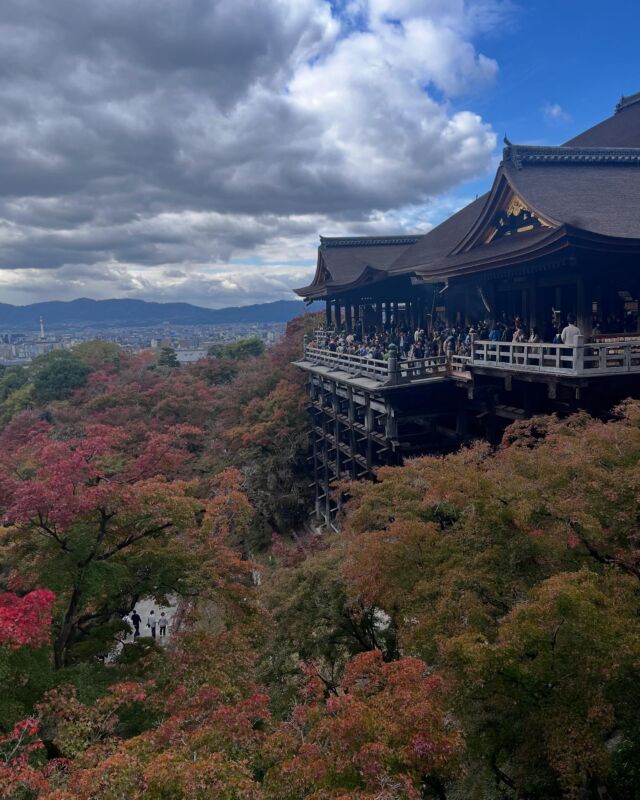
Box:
0 0 638 308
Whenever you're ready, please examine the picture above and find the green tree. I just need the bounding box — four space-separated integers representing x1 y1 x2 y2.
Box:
446 570 640 798
262 539 397 711
0 368 33 424
73 341 122 371
29 350 91 404
157 347 179 368
207 338 265 361
0 366 29 402
342 403 640 798
0 420 213 668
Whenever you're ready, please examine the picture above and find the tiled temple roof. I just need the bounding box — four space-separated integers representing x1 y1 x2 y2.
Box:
296 93 640 298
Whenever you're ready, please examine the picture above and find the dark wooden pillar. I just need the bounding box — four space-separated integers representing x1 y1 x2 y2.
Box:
345 303 353 333
554 287 562 316
364 394 374 471
576 276 590 336
325 299 331 328
529 278 539 331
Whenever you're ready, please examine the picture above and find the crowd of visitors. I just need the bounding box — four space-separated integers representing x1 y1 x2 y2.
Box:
311 314 584 363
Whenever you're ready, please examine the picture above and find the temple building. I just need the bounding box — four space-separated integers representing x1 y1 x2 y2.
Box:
294 92 640 528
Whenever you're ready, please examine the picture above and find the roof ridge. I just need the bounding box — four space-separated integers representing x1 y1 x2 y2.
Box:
616 91 640 114
504 142 640 169
320 235 419 248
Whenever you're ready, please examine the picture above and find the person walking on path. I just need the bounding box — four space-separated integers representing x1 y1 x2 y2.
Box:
131 610 141 638
147 610 157 639
159 612 167 638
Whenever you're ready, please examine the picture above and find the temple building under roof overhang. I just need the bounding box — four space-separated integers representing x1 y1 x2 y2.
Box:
293 93 640 529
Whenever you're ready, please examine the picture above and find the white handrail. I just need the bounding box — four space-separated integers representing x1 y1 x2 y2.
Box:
471 338 640 376
305 346 389 378
304 337 640 381
304 345 448 383
471 340 577 374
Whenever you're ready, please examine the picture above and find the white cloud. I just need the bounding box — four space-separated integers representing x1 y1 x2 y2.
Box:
0 0 505 306
543 102 571 123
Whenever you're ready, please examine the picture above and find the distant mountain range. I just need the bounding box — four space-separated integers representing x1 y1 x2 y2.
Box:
0 298 322 329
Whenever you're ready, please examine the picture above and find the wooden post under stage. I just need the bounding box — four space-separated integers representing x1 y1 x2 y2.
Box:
334 299 341 330
325 299 331 328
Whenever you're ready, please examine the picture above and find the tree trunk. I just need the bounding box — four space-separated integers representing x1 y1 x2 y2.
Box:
422 775 447 800
54 587 82 670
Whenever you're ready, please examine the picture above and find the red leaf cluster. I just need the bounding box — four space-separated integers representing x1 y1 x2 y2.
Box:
0 590 55 649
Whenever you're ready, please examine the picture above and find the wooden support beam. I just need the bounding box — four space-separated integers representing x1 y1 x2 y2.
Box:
384 402 398 439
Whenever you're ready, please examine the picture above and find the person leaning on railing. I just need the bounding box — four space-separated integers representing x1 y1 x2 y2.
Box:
309 314 577 368
561 315 581 346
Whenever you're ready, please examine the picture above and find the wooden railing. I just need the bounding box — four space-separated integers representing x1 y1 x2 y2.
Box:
450 354 472 375
304 346 390 380
304 345 447 384
582 340 640 373
471 340 577 374
396 356 448 380
471 338 640 376
303 337 640 383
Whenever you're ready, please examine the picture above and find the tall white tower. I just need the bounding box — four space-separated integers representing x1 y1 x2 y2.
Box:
39 316 45 341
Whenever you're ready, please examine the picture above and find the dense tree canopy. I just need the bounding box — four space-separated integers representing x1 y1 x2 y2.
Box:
156 346 179 369
0 317 638 799
207 337 266 361
339 403 640 798
30 351 91 405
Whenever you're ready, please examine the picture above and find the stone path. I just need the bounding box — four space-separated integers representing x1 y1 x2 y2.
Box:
123 596 178 643
105 596 179 661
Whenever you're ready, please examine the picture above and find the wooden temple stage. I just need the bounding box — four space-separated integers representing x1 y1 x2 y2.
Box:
293 92 640 528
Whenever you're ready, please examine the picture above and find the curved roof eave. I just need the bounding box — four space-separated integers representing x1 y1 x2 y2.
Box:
415 225 640 283
294 264 392 299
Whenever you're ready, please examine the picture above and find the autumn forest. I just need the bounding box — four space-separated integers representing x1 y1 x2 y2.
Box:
0 315 639 800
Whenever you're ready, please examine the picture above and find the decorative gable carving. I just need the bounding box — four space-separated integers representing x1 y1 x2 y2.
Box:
450 169 559 256
485 194 552 244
